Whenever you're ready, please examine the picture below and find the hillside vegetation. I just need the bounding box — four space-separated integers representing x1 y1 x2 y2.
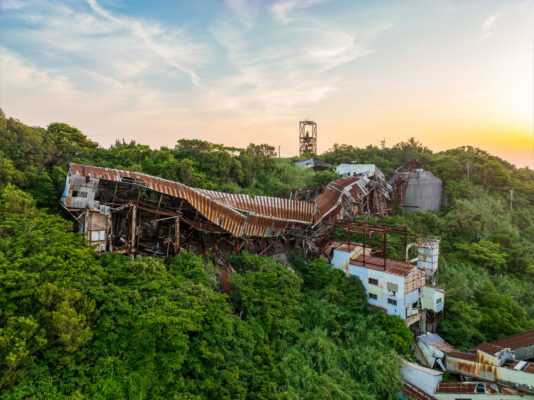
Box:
0 110 533 399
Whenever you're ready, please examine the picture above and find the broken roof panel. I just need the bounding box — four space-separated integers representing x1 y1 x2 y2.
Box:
477 330 534 351
66 163 393 243
350 254 424 277
419 333 457 354
435 382 516 395
471 342 508 355
195 189 315 223
402 382 437 400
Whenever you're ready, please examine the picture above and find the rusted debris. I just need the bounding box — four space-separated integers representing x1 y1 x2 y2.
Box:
445 349 534 393
471 330 534 361
61 163 393 261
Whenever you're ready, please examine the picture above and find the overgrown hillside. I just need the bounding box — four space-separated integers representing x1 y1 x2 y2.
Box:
1 110 533 399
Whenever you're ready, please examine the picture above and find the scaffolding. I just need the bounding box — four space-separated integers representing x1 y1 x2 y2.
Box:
334 220 416 268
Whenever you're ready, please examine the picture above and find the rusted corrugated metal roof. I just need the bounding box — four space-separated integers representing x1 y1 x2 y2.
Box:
195 189 314 223
418 333 457 354
446 351 477 362
505 360 534 374
402 382 436 400
68 163 389 240
313 176 369 226
478 330 534 351
68 163 313 238
350 254 422 277
471 342 506 355
435 382 515 395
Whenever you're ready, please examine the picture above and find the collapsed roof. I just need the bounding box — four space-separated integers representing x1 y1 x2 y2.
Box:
61 164 393 259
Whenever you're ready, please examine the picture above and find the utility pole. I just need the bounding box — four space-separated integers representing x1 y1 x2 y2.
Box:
510 188 514 211
278 146 281 159
466 160 470 181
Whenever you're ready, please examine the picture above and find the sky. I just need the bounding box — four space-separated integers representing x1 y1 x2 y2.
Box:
0 0 533 168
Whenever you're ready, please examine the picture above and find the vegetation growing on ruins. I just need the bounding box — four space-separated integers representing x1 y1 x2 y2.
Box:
1 110 533 398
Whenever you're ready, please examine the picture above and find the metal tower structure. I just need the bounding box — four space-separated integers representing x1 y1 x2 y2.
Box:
299 120 317 155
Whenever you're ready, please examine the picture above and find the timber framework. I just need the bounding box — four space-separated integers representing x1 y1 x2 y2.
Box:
60 163 391 263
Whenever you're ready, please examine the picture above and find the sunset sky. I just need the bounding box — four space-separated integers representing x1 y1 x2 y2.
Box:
1 0 533 168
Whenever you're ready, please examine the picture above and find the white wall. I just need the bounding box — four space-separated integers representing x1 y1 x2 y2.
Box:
400 360 442 396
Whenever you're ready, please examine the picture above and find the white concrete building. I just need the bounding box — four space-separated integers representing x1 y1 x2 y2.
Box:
334 164 385 180
400 360 442 397
329 242 428 326
329 242 444 327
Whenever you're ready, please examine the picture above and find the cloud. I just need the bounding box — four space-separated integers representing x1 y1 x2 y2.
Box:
0 0 385 152
0 0 28 11
85 0 202 87
270 0 330 24
479 14 500 41
206 12 375 117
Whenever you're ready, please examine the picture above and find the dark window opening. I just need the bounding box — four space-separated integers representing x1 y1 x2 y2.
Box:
369 278 378 285
369 293 377 300
388 298 397 306
72 190 88 198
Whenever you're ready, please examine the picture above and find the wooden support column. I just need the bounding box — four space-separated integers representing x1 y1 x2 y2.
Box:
166 226 171 257
106 213 112 251
174 217 180 254
130 204 137 254
136 213 142 254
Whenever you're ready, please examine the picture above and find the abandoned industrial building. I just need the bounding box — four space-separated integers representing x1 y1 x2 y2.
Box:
60 163 534 398
60 163 392 262
61 163 444 331
406 330 534 397
327 221 444 330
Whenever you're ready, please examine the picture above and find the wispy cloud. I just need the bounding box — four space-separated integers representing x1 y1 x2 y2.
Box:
270 0 330 24
0 0 28 11
85 0 202 87
0 0 385 151
479 13 500 41
208 5 377 116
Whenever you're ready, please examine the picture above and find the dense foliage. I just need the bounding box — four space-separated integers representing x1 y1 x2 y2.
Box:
0 184 403 399
1 110 533 397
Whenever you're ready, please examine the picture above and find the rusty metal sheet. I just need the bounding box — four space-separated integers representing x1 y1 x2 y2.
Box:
196 189 314 223
402 382 436 400
312 176 373 226
69 164 313 238
479 330 534 352
435 382 513 395
472 342 506 356
351 254 424 279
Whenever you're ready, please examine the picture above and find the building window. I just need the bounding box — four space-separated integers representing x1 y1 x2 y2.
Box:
388 298 397 306
412 301 419 309
368 278 378 285
387 282 398 296
387 282 398 292
436 298 442 304
369 293 377 300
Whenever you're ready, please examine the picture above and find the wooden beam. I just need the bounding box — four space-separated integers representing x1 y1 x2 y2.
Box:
174 217 180 254
130 204 137 254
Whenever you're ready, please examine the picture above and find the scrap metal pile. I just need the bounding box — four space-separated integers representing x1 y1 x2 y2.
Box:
61 164 393 262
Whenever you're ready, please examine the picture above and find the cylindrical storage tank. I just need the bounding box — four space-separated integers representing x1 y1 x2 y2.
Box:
401 169 442 214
